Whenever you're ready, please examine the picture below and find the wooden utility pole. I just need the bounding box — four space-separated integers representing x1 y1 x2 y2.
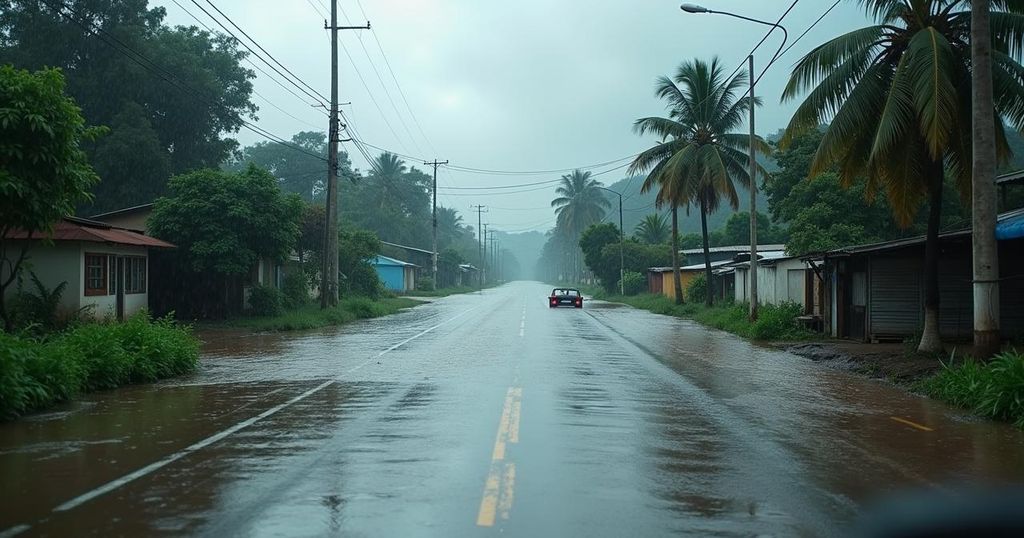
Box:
424 159 448 279
471 205 487 289
482 224 489 285
972 0 1000 357
321 3 369 308
747 53 759 321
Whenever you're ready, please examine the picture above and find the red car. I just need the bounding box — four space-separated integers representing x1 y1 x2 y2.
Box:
549 288 583 308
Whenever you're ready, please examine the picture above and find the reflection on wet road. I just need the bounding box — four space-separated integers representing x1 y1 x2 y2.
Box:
2 282 1023 536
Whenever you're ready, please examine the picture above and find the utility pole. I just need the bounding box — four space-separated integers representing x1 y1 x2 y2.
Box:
489 232 498 283
747 53 759 321
424 159 448 280
320 3 369 309
972 0 1000 357
482 223 489 285
471 205 487 289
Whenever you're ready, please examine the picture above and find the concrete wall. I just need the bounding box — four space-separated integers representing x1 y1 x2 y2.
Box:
375 265 405 291
77 243 150 319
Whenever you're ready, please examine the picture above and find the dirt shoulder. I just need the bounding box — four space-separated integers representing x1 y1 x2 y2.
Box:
780 341 942 384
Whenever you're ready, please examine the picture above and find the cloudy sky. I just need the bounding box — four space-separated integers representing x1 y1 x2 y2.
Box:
154 0 871 233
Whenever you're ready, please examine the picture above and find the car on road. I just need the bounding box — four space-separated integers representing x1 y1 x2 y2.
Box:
549 288 583 308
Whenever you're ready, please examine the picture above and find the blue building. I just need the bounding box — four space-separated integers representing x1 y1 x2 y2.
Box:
370 255 418 292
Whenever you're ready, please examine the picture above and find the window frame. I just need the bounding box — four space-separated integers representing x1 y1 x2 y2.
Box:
84 253 108 296
124 256 147 294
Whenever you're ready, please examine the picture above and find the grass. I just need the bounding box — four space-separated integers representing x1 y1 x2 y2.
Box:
596 292 816 342
916 350 1024 428
402 285 484 298
211 297 422 331
0 312 199 420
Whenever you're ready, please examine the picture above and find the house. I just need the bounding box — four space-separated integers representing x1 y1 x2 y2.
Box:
89 203 154 231
733 251 818 310
647 245 786 301
814 208 1024 342
371 255 418 292
3 216 175 320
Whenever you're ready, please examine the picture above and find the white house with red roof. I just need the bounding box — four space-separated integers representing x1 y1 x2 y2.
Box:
4 216 174 320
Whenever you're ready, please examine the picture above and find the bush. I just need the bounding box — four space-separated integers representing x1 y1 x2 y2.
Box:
0 312 199 420
416 276 435 292
918 350 1024 428
621 271 646 296
281 271 309 309
686 274 709 302
344 264 383 299
751 302 808 340
248 284 284 316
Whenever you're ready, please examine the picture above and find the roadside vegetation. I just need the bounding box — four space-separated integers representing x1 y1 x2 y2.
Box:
403 286 481 298
916 350 1024 428
0 312 199 420
211 297 420 332
593 292 814 342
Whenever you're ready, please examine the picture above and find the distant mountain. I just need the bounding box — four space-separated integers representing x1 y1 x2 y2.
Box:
495 229 546 280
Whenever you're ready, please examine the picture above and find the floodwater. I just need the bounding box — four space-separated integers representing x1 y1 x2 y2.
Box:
1 281 1022 536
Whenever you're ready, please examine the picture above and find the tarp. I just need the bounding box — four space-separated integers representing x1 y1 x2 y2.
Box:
996 211 1024 240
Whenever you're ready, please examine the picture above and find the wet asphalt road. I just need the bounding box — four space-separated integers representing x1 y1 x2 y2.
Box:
2 281 1024 537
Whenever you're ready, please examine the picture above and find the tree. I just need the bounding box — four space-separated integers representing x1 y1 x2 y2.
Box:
338 228 382 298
579 223 621 290
0 1 256 213
0 66 102 331
148 165 302 317
634 213 670 244
231 132 353 202
780 0 1024 352
631 58 769 306
550 170 611 281
714 212 787 247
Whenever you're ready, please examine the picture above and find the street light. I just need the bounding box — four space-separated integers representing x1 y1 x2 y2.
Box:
680 4 787 321
598 187 624 296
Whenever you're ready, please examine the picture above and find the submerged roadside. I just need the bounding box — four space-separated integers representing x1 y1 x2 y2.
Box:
590 291 1024 430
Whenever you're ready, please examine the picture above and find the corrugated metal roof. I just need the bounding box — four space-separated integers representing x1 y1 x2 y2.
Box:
88 203 155 220
996 170 1024 185
5 217 174 248
371 254 419 267
996 207 1024 240
679 244 786 255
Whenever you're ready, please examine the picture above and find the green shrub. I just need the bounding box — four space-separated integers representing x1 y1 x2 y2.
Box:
60 322 132 390
342 297 383 319
416 276 435 292
751 302 809 340
917 350 1024 428
0 333 51 419
281 271 309 309
621 271 646 296
344 264 383 299
686 273 710 302
248 284 284 316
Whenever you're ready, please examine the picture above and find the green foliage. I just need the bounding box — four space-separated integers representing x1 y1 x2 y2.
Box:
0 65 102 330
748 302 807 341
686 273 709 302
218 297 420 332
0 313 198 420
281 271 309 309
1 1 257 213
229 132 345 201
150 166 303 276
339 228 383 298
621 271 645 296
9 272 70 333
634 213 670 244
918 351 1024 428
248 284 284 317
711 211 788 247
416 276 435 292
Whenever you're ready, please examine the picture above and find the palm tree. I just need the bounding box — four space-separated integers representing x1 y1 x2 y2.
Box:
634 213 671 244
436 206 464 248
780 0 1024 353
369 152 407 209
630 58 769 306
550 169 611 281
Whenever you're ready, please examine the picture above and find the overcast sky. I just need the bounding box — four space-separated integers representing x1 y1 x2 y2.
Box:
154 0 870 233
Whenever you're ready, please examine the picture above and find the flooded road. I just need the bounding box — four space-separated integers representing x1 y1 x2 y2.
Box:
2 281 1023 536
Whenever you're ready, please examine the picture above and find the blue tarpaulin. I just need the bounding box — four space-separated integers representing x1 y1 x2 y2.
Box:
996 211 1024 240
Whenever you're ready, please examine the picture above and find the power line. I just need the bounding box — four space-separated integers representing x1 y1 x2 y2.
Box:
43 0 327 163
779 0 841 59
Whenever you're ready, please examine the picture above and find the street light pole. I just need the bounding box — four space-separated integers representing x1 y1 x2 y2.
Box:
680 3 787 321
599 187 625 295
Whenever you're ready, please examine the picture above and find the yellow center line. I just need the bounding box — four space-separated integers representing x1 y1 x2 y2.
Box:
890 416 934 432
477 387 522 527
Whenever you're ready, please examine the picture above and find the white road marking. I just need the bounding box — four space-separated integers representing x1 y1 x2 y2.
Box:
47 305 482 516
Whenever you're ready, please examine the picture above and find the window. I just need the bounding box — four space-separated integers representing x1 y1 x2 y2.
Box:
125 256 147 294
84 253 107 296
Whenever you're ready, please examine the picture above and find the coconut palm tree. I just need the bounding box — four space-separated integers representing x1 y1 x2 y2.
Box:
780 0 1024 353
630 58 770 306
551 169 611 281
634 213 671 244
436 206 464 248
368 152 407 209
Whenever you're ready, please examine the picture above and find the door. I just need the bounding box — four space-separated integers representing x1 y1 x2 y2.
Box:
848 271 867 340
787 269 804 305
116 256 125 321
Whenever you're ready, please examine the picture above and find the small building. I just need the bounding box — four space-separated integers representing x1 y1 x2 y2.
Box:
648 244 787 301
3 216 175 320
371 255 418 292
816 208 1024 342
733 251 815 308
